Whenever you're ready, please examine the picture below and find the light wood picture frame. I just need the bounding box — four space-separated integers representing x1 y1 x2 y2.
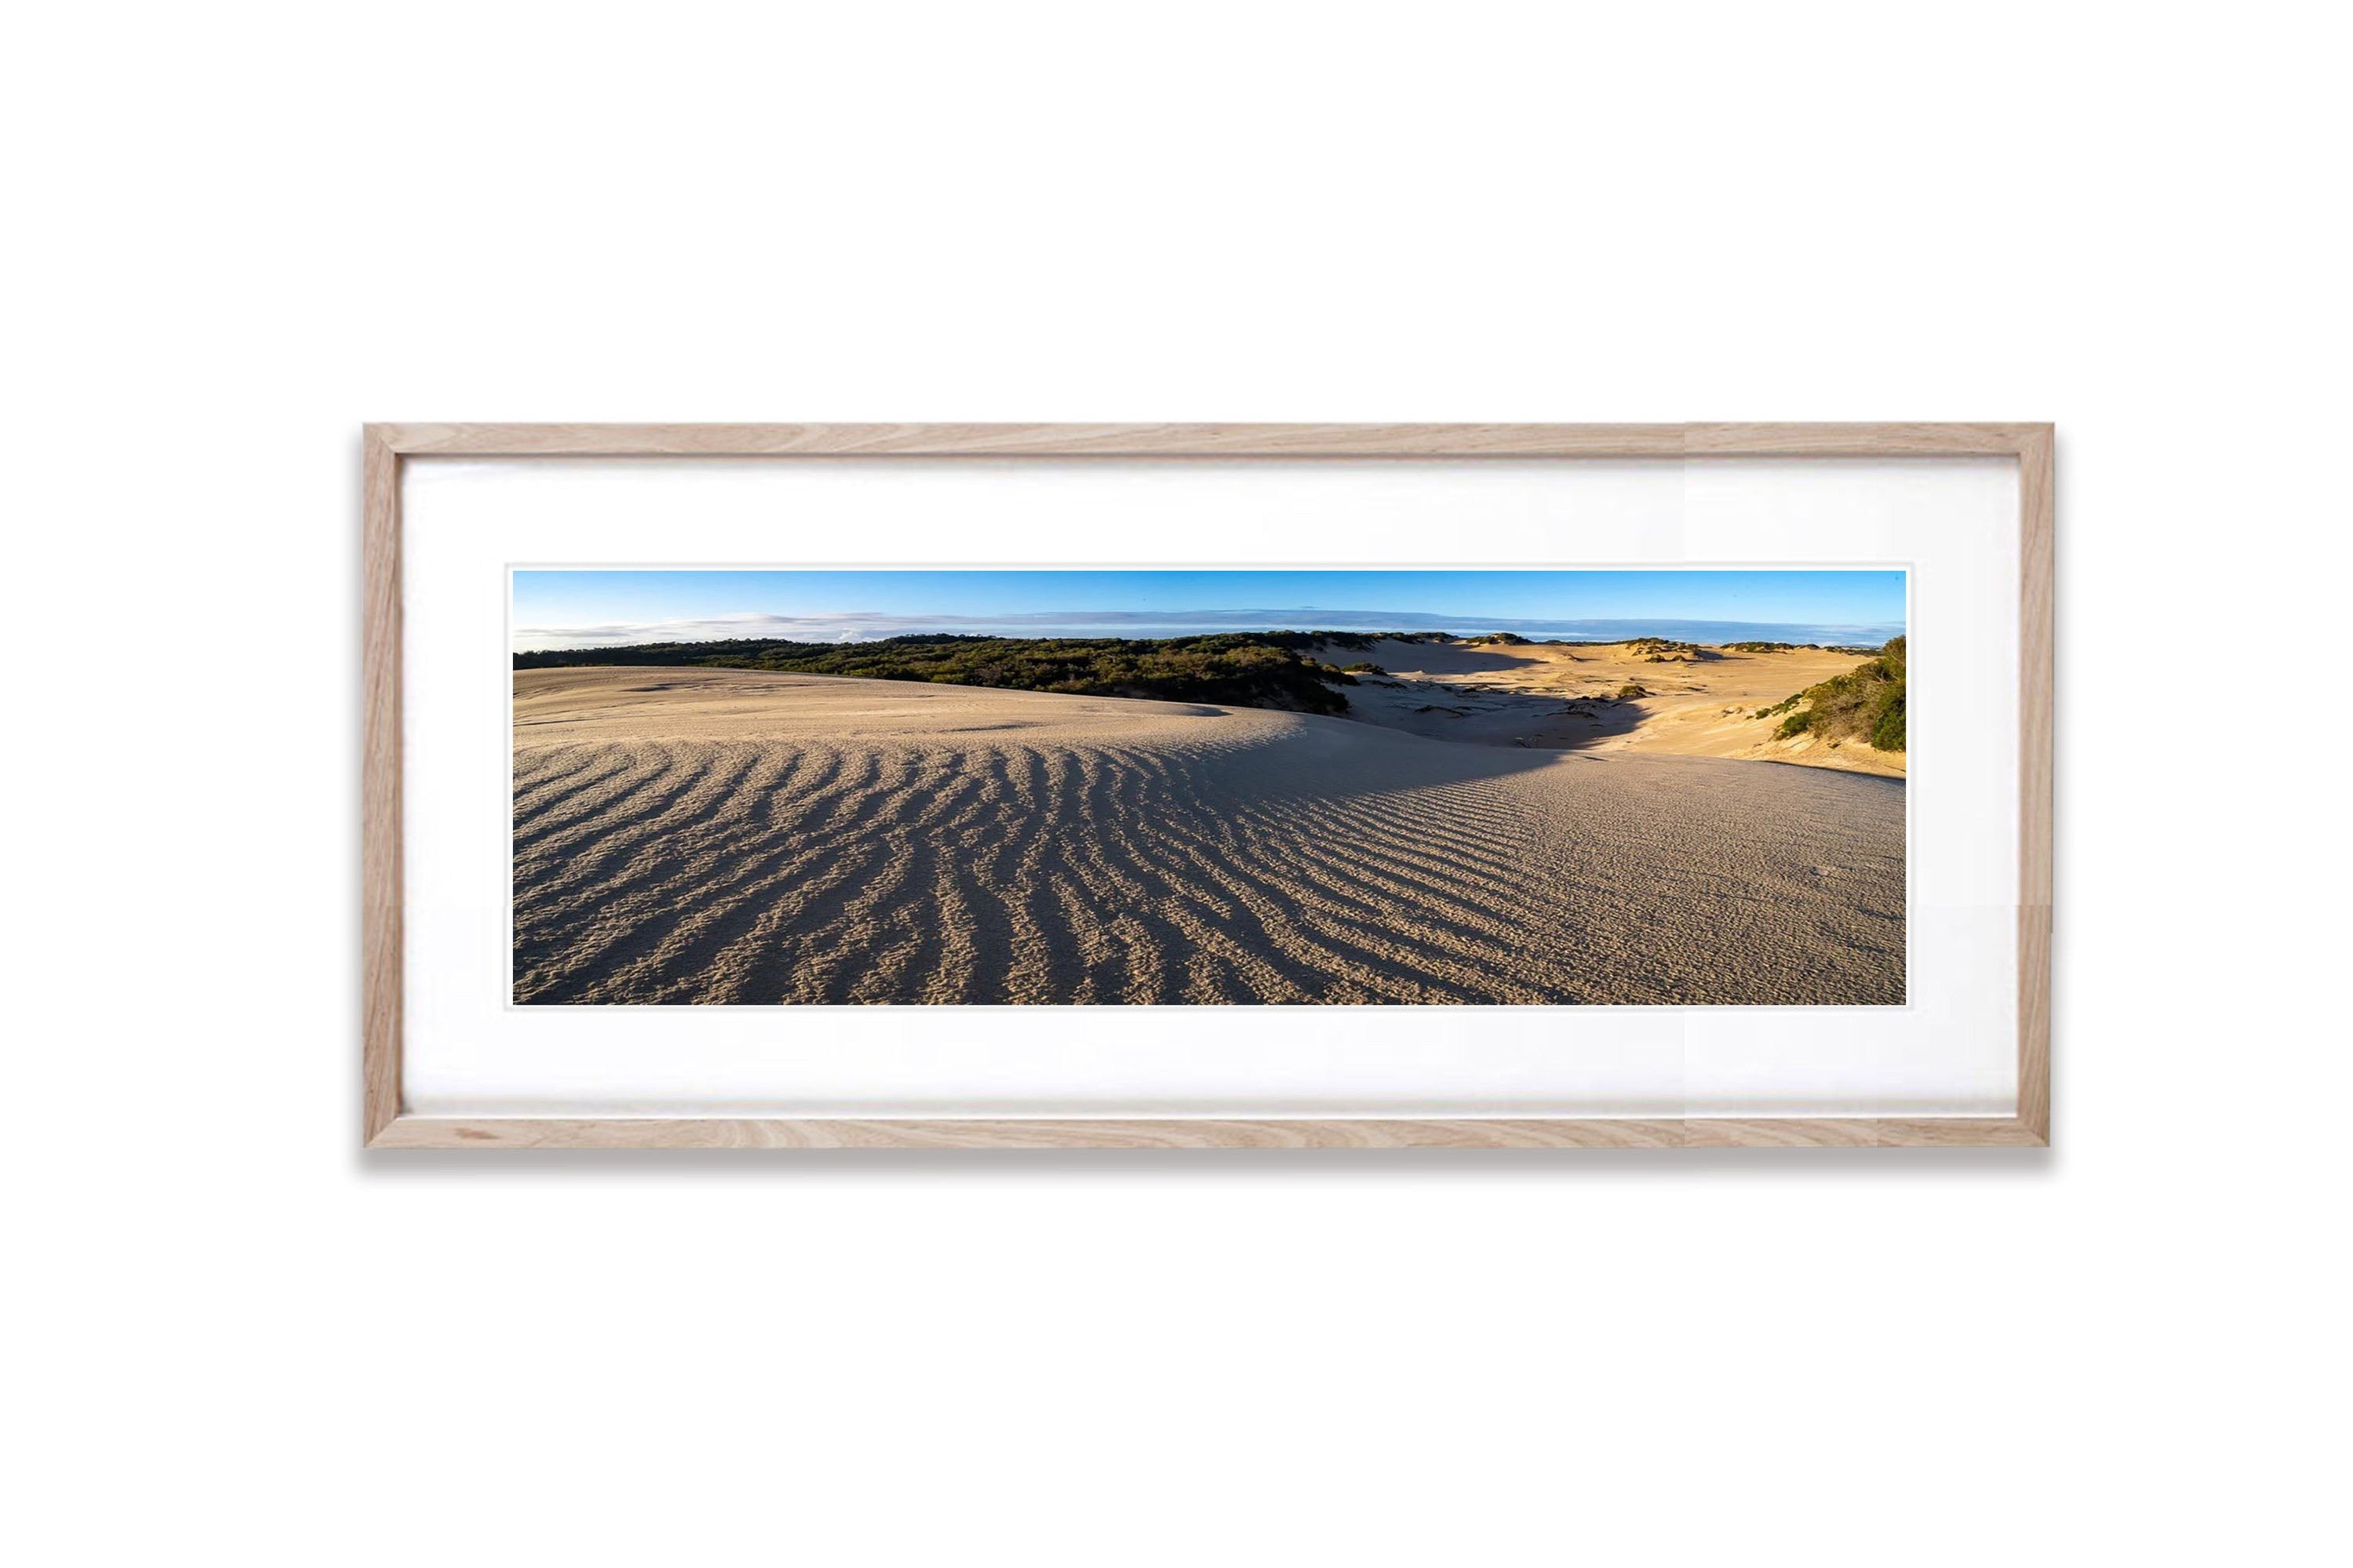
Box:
363 423 2053 1149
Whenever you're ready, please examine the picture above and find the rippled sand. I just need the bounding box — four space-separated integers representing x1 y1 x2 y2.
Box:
513 668 1905 1005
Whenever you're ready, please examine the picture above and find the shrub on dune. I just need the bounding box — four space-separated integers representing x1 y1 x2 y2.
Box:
514 631 1367 715
1754 636 1907 751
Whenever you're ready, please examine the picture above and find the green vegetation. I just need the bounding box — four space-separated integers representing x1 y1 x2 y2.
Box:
1619 637 1710 663
515 627 1909 746
1725 640 1884 656
514 632 1370 715
1756 637 1906 751
1464 631 1532 645
1869 689 1907 751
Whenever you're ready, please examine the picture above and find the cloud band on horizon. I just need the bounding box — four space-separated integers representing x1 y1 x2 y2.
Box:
513 607 1907 653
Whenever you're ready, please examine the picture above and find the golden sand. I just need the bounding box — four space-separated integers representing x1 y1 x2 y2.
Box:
514 665 1905 1006
1319 638 1904 776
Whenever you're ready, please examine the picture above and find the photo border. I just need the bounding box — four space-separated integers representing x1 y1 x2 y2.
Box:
362 424 2053 1149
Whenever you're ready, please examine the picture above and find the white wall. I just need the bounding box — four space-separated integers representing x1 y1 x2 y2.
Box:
10 4 2343 1565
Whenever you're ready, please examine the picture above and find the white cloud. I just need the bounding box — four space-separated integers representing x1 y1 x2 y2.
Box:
513 609 1904 653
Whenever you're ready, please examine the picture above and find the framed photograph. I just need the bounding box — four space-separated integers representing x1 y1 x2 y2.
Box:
364 424 2052 1148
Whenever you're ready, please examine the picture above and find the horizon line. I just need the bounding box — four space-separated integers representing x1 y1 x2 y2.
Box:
513 610 1907 655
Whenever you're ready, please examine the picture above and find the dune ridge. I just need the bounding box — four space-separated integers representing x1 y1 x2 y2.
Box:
1321 637 1907 775
514 668 1904 1006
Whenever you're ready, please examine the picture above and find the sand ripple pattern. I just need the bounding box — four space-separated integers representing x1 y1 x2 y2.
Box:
512 670 1904 1006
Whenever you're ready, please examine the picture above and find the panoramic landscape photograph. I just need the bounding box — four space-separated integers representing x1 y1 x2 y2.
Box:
511 569 1908 1006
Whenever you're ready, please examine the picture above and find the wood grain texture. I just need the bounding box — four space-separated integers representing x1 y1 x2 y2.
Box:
376 422 2042 460
367 1117 2047 1151
382 423 1688 457
2016 425 2056 1141
361 426 402 1142
1685 422 2043 457
360 422 2056 1150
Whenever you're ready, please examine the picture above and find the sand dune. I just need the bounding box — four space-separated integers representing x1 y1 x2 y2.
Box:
1324 638 1905 775
515 667 1904 1006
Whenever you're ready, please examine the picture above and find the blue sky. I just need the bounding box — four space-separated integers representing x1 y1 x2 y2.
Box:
512 569 1907 651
